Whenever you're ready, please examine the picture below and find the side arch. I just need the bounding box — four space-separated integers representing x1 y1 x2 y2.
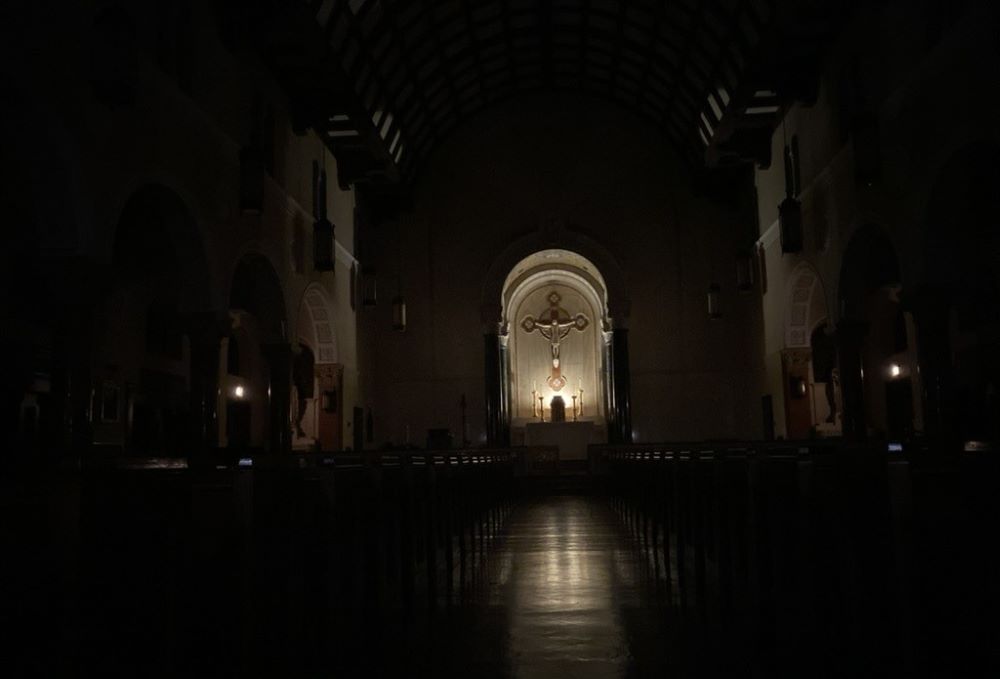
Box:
297 283 339 364
785 261 830 348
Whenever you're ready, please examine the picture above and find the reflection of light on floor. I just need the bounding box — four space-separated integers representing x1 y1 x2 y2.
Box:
508 501 627 675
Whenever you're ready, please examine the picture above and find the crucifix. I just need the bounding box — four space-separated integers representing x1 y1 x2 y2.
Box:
521 291 589 391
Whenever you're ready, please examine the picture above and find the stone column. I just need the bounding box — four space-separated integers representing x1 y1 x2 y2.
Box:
484 333 504 446
44 301 95 458
611 328 632 443
263 343 292 454
836 321 868 440
187 314 226 453
602 332 615 436
907 289 952 441
499 334 510 444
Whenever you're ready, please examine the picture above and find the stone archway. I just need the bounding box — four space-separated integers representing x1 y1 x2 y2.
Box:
782 262 834 438
98 184 216 454
838 225 911 438
481 227 633 445
226 253 290 452
293 284 343 451
504 250 609 424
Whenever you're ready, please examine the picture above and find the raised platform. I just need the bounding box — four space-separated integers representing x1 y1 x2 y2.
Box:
523 420 601 461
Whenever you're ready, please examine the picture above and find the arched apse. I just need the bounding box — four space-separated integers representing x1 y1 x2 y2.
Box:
225 253 290 451
481 226 630 329
781 262 835 438
919 143 1000 441
496 248 626 453
293 284 343 451
503 249 609 420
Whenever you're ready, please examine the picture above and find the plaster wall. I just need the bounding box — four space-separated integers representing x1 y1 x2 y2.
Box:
371 92 765 446
2 1 364 450
754 0 1000 437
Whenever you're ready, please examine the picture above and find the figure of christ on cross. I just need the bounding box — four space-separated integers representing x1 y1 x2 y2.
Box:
521 291 589 391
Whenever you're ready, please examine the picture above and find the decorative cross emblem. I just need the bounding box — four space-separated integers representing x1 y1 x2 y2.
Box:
521 291 589 391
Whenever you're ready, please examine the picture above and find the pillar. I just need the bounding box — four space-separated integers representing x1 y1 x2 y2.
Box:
188 314 226 453
836 321 868 440
611 328 632 444
264 343 292 453
45 302 95 458
484 333 506 446
908 289 953 442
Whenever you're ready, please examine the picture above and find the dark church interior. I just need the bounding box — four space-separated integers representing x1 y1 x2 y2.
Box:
3 0 1000 676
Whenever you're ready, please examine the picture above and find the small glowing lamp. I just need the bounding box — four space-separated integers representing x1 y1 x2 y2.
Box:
233 385 245 399
889 363 901 378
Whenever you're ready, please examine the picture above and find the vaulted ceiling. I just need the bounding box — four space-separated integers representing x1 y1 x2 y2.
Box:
235 0 858 187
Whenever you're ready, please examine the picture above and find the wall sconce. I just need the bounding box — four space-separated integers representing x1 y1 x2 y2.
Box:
707 283 722 320
392 295 407 332
889 363 901 379
233 385 246 399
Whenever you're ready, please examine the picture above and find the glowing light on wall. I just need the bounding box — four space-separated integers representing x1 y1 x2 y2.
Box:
233 385 245 399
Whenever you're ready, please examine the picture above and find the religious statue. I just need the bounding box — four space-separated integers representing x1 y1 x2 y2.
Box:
521 291 589 391
829 367 843 427
292 344 315 439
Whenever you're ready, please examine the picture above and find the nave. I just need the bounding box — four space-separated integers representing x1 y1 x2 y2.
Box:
8 441 996 677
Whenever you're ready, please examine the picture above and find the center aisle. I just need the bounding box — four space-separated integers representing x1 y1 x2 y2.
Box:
493 495 673 678
346 494 710 678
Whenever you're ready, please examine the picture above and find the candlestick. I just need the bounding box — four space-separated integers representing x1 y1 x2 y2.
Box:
531 388 538 417
578 388 584 417
538 395 545 422
571 394 578 422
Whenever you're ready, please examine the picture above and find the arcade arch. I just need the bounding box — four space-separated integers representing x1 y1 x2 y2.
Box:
782 262 835 438
292 284 343 451
224 253 289 451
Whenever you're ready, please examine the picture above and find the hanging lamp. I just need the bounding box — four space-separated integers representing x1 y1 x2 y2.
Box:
313 159 335 271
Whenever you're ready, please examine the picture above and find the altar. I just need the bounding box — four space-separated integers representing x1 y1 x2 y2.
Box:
523 420 600 461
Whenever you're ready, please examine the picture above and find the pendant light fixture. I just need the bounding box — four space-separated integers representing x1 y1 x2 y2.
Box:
779 120 803 254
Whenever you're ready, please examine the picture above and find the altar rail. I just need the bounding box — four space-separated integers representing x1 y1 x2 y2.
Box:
1 449 514 677
592 440 1000 674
